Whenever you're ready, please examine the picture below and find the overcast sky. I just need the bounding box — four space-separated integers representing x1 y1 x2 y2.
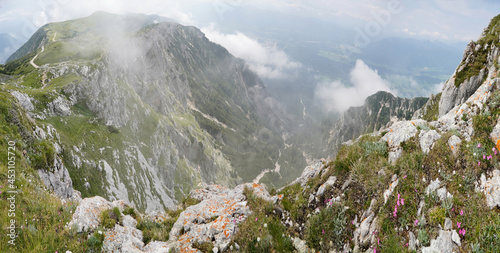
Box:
0 0 498 43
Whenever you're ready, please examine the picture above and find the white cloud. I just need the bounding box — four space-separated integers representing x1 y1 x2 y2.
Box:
314 59 393 113
201 24 301 79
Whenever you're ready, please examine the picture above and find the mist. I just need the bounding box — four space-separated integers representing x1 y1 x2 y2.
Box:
201 25 301 79
314 59 393 113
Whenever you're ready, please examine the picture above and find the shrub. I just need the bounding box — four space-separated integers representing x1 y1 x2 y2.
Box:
306 203 347 251
100 207 122 229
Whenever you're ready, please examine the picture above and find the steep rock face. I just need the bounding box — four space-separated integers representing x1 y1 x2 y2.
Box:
327 91 427 152
3 12 306 212
438 16 500 116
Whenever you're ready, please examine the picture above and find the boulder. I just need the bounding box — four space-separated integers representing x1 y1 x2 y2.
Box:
67 196 125 233
419 130 441 154
476 170 500 208
421 230 459 253
316 176 337 197
448 135 462 156
168 183 275 252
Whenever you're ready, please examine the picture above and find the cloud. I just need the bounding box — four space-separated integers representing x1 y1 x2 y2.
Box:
201 25 301 79
314 59 393 113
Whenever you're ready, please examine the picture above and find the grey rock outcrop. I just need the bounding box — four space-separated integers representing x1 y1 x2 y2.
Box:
419 130 441 154
421 230 459 253
289 159 327 187
38 156 77 199
448 135 462 156
353 199 378 250
11 90 34 111
476 170 500 208
167 183 276 252
380 119 424 164
316 176 336 197
439 68 486 117
67 196 127 233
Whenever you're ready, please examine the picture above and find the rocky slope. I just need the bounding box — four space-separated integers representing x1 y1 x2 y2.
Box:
326 91 428 154
2 11 500 253
1 12 307 212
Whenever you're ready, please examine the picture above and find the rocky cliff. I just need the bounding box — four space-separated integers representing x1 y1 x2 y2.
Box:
1 12 307 212
2 12 500 253
326 91 428 153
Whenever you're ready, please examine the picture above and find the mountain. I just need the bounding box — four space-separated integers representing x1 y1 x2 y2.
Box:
0 33 25 64
0 11 307 212
1 11 500 253
326 91 428 153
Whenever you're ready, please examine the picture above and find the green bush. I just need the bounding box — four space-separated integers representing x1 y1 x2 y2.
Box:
100 207 122 229
306 203 347 251
87 230 105 252
31 140 55 171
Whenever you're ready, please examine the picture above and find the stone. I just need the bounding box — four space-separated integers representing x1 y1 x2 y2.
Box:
444 218 452 230
380 120 425 164
491 120 500 149
11 90 34 111
448 135 462 156
292 237 309 253
102 224 145 253
38 156 77 199
167 183 275 252
123 215 137 228
409 231 416 251
289 160 326 187
67 196 123 233
451 230 461 247
383 176 399 204
353 199 378 248
437 187 453 202
425 179 441 195
316 176 337 197
48 96 72 116
421 230 458 253
419 130 442 154
476 170 500 208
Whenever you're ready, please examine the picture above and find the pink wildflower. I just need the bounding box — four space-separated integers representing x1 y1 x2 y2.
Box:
493 147 496 152
352 220 355 225
322 229 325 234
374 247 377 253
457 222 461 228
401 198 405 205
414 219 419 226
397 199 400 206
255 218 258 221
403 175 407 179
378 237 380 245
495 150 498 155
478 143 482 148
460 210 464 216
483 154 486 159
405 243 409 247
478 161 481 166
488 155 492 160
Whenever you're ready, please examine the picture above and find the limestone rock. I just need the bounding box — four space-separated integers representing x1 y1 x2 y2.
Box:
419 130 441 154
448 135 462 156
425 179 441 195
409 231 416 251
38 156 76 199
444 218 452 230
353 199 378 248
383 175 399 204
451 230 461 247
381 120 424 164
48 96 72 116
11 90 34 111
68 196 121 233
168 183 275 252
421 230 458 253
289 160 326 187
292 237 309 253
316 176 337 197
476 170 500 208
102 224 145 253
